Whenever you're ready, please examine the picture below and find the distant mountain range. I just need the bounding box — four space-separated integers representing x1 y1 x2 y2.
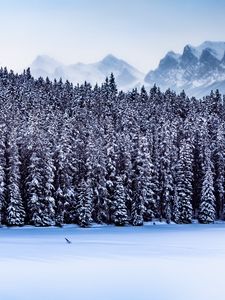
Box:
30 41 225 98
30 54 144 91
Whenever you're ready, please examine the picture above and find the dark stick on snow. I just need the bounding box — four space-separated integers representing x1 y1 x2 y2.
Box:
65 237 72 244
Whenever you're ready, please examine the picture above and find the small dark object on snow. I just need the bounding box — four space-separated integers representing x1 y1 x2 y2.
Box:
65 237 72 244
153 222 156 225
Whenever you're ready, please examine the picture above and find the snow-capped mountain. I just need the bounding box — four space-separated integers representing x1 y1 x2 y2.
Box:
30 54 144 90
144 41 225 98
30 42 225 97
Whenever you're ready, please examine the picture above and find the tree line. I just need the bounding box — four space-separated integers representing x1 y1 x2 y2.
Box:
0 67 224 227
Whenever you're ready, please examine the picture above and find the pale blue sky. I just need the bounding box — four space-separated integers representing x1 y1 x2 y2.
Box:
0 0 225 72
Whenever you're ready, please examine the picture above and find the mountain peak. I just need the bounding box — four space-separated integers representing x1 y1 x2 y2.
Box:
98 54 142 78
145 40 225 98
181 45 198 67
30 54 143 90
166 51 180 59
101 54 120 64
158 51 179 71
31 55 61 70
183 45 196 56
194 41 225 60
32 55 61 65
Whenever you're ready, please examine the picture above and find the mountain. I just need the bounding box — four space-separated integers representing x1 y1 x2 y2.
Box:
30 42 225 97
31 55 62 79
144 41 225 98
30 54 144 90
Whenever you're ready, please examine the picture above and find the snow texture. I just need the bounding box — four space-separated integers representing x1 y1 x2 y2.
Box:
0 224 225 300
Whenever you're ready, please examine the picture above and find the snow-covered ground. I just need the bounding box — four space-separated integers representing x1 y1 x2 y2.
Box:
1 223 225 300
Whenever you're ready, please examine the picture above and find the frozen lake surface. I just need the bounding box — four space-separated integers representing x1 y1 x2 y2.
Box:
0 223 225 300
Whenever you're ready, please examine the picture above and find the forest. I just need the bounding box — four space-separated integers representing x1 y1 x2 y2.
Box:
0 67 224 227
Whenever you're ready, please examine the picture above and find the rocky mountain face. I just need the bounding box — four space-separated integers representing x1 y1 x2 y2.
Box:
144 41 225 98
30 41 225 98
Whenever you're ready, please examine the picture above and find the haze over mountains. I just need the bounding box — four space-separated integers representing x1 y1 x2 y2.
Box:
30 54 144 91
30 41 225 98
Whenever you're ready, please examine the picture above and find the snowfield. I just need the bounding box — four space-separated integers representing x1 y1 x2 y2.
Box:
1 223 225 300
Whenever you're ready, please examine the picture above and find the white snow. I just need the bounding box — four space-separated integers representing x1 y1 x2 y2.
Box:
1 224 225 300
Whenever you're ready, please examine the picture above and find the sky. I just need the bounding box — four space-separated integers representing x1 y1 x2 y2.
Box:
0 0 225 73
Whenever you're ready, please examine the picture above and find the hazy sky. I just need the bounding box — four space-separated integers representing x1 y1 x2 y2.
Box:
0 0 225 72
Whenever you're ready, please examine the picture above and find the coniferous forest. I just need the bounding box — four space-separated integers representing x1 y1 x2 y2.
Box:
0 67 224 227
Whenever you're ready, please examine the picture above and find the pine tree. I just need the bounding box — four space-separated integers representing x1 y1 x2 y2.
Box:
26 125 56 226
159 121 174 223
131 134 145 226
86 133 108 224
198 148 216 224
41 142 56 226
104 120 118 223
213 125 225 219
139 136 157 221
26 151 43 226
172 187 180 224
0 125 6 225
175 139 193 223
6 129 25 226
76 179 93 227
112 176 128 226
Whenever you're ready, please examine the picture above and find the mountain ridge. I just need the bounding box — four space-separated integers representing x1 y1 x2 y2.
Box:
31 54 144 90
145 41 225 97
30 41 225 97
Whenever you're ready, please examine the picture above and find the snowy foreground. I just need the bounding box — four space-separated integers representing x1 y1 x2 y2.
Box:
1 223 225 300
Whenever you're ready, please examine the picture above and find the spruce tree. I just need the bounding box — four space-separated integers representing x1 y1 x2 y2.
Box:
6 129 25 226
76 179 93 227
198 148 216 224
112 176 128 226
0 125 6 225
175 139 193 223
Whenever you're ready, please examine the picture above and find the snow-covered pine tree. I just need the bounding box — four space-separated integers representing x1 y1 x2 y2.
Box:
54 116 75 226
26 150 43 226
112 176 128 226
175 139 193 223
117 133 133 221
76 178 93 227
5 129 25 226
139 135 157 221
209 89 223 116
172 187 180 224
0 124 6 225
130 134 145 226
26 122 56 226
198 148 216 224
109 73 118 100
213 125 225 219
158 121 174 223
86 132 108 224
104 119 118 223
41 139 56 226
